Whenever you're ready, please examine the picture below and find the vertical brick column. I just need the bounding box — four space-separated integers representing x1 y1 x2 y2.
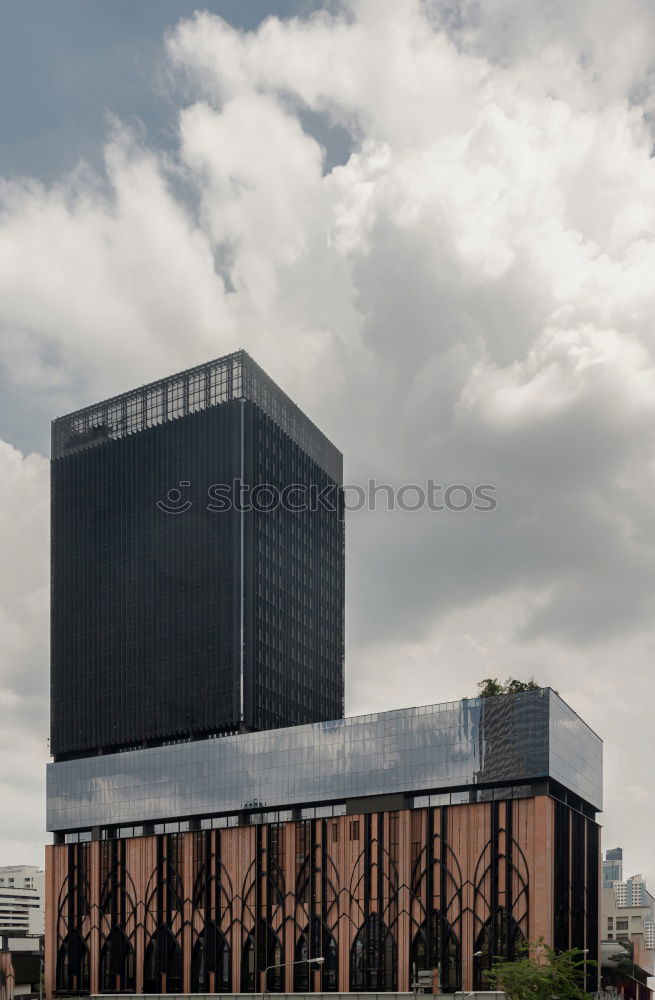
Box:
532 796 554 944
182 833 194 994
339 813 352 992
87 841 100 996
397 810 411 993
133 836 147 996
44 845 57 1000
460 804 476 992
280 822 292 993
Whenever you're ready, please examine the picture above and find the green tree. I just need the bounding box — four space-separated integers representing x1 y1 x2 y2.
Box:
487 939 594 1000
477 678 506 697
477 677 542 698
606 939 635 988
505 678 541 694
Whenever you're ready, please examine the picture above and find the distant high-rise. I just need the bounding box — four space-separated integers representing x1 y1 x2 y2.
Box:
603 847 624 888
50 350 344 759
0 866 44 936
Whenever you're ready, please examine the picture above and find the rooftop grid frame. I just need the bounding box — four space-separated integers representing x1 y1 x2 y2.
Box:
51 349 342 481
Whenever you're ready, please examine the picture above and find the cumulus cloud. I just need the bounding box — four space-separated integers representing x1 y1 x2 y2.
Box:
0 441 49 864
2 0 655 877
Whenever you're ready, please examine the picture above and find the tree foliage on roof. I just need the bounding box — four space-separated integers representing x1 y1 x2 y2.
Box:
477 677 542 698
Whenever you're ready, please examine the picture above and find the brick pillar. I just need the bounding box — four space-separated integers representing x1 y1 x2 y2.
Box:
88 840 100 995
461 804 476 993
532 796 554 945
284 823 295 993
182 832 194 994
397 810 411 993
44 845 57 1000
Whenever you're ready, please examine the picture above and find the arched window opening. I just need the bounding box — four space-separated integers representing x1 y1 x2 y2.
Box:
474 908 525 990
323 930 338 992
56 931 89 993
294 930 310 992
350 913 397 992
410 911 460 991
99 928 135 993
191 922 231 993
410 928 427 985
143 939 157 995
191 939 205 994
241 935 255 993
143 926 182 994
294 918 339 993
241 923 284 993
261 926 283 993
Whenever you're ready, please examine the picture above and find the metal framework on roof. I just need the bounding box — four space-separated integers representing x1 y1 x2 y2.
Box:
51 349 342 481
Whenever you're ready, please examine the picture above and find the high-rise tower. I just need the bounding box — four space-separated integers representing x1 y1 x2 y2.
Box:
50 350 344 759
45 353 602 999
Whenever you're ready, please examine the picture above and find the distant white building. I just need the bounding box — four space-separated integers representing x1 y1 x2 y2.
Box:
603 847 624 888
0 867 44 936
601 885 655 982
609 872 655 950
646 921 655 951
613 879 628 906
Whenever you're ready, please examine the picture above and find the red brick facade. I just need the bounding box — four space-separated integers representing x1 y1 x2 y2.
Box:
0 950 14 1000
46 796 599 996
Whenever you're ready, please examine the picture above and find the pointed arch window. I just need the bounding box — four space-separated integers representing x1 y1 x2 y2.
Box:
241 935 255 993
474 908 526 989
410 911 460 991
294 918 338 992
99 927 135 993
260 923 283 993
191 922 231 993
350 913 397 992
56 930 89 993
241 923 284 993
143 926 182 994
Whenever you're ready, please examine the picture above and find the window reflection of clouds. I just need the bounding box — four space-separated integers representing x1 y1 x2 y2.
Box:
47 689 602 831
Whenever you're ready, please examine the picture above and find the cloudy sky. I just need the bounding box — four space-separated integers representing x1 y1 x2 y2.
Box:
1 0 655 881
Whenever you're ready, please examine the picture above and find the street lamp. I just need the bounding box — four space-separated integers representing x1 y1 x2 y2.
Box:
578 949 591 992
263 955 325 994
457 950 484 1000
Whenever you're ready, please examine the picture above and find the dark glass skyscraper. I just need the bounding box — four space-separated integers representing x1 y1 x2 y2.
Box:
50 350 344 760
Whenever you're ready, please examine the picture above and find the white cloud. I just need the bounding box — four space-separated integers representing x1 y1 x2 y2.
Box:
0 441 49 867
2 0 655 880
0 122 234 403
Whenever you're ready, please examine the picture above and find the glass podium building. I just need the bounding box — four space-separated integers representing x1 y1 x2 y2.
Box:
45 353 602 998
45 689 602 997
47 690 601 833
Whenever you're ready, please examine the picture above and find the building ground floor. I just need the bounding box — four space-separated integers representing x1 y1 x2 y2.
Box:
45 795 599 997
0 934 43 1000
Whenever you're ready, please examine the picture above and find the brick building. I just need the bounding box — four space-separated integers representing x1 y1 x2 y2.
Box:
45 691 602 995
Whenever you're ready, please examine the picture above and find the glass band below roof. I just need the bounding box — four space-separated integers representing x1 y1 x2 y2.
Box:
46 688 602 832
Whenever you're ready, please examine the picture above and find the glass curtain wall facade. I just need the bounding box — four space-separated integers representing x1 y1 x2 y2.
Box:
50 351 344 760
47 690 602 834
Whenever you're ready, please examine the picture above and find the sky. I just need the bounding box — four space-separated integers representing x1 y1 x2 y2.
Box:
1 0 654 882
